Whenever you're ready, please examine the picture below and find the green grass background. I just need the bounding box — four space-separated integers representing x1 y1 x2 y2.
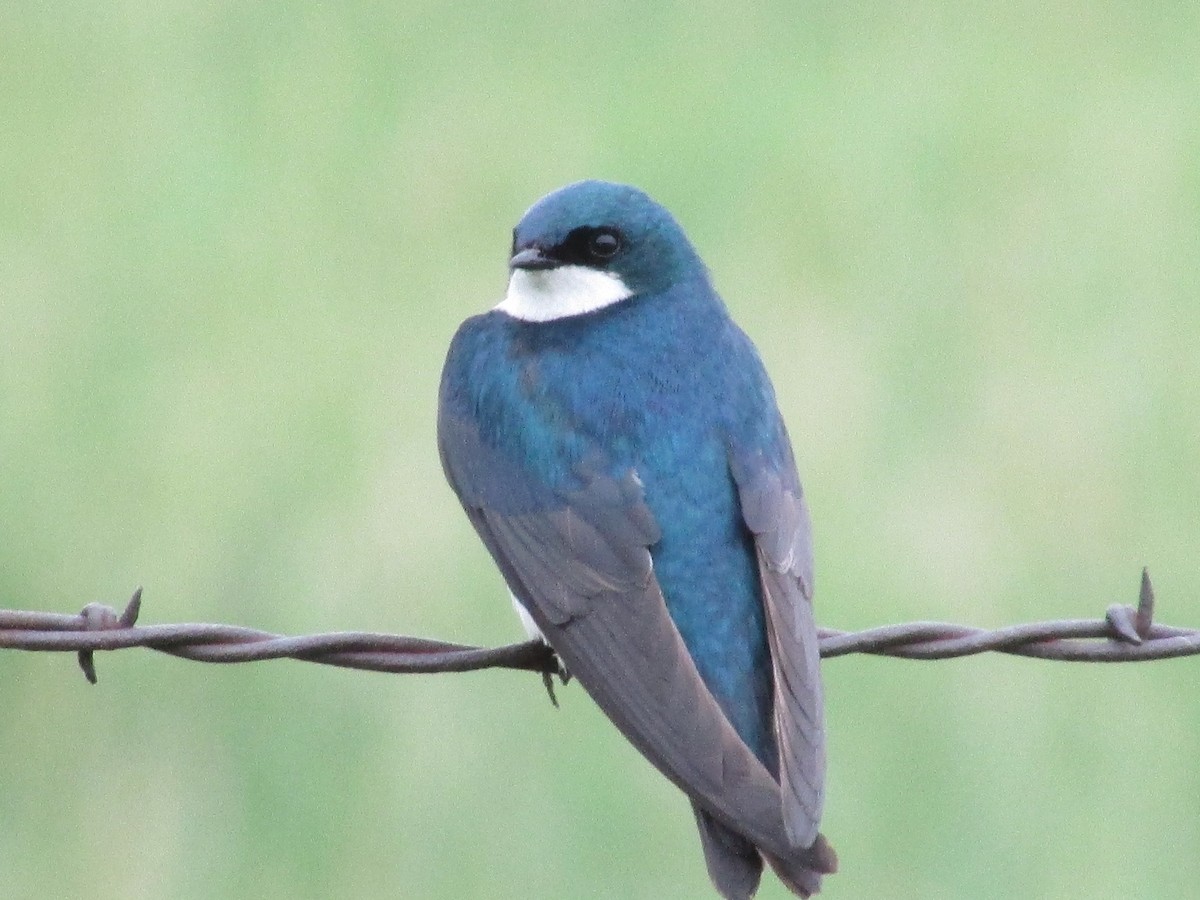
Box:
2 3 1198 898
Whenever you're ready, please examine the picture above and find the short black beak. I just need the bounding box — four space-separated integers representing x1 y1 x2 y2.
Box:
509 246 559 271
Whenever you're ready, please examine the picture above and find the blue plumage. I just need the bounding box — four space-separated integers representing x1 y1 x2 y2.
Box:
439 181 833 898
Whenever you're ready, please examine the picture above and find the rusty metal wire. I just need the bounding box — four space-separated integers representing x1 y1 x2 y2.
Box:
1 570 1196 689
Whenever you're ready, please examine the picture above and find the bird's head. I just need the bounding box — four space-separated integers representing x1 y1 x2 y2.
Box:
497 180 704 322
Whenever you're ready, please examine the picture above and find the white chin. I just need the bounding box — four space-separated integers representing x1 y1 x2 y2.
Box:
495 265 633 322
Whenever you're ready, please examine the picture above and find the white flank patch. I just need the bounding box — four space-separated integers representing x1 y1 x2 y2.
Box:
509 591 547 643
496 265 633 322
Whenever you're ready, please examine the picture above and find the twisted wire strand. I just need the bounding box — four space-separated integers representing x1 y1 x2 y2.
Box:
1 569 1196 688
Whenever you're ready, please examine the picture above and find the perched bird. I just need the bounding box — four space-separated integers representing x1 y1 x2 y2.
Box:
438 181 836 898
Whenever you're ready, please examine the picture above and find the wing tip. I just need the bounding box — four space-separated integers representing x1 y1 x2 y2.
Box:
763 832 838 898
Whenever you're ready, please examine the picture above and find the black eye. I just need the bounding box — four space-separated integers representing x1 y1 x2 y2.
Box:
556 226 625 267
587 229 621 261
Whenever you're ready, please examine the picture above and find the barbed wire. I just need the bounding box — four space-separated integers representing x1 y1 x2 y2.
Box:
1 570 1196 695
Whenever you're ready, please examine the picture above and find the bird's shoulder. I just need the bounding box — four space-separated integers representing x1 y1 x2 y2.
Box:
439 310 514 397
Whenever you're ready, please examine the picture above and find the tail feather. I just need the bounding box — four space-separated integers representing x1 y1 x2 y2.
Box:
692 803 763 900
763 833 838 899
694 805 837 900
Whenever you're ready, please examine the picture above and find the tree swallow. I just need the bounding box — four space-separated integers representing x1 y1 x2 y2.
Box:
438 181 836 898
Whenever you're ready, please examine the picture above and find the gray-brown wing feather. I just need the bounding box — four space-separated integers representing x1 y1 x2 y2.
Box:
441 409 833 880
734 458 825 848
476 504 825 865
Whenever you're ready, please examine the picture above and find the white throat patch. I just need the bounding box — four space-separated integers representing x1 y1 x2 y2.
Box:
496 265 633 322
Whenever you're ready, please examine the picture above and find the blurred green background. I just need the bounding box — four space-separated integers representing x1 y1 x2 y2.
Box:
2 2 1198 898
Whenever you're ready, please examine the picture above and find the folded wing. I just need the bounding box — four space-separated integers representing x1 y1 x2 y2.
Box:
731 449 825 848
439 408 832 873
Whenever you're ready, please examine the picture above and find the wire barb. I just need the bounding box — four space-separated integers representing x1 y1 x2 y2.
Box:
1 570 1197 682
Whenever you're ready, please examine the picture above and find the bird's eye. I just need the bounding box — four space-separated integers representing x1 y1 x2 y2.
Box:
588 229 622 261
